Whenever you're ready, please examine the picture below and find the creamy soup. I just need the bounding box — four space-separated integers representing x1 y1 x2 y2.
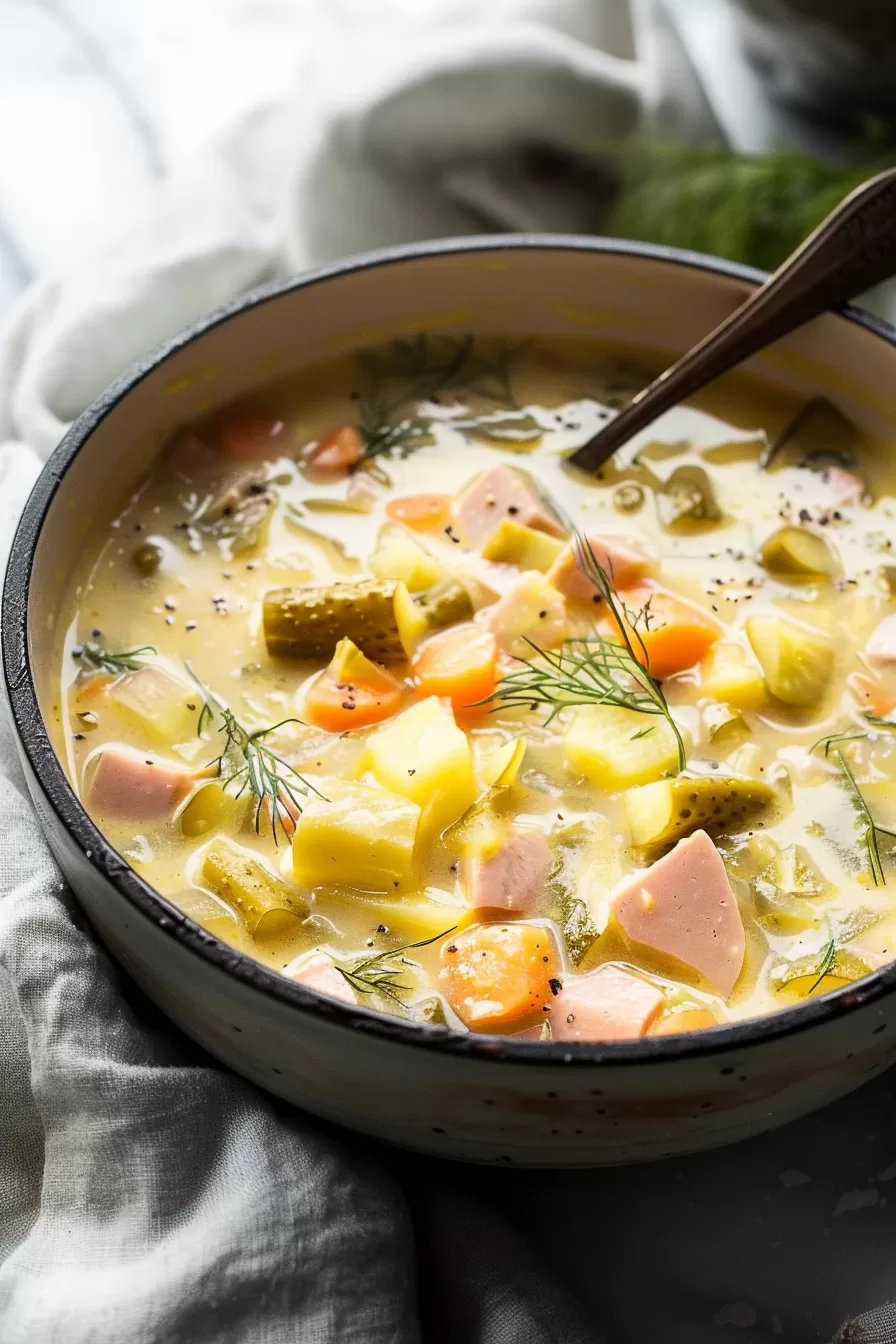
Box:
54 334 896 1040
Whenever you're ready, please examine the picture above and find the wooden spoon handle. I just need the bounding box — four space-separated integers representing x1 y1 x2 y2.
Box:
569 167 896 475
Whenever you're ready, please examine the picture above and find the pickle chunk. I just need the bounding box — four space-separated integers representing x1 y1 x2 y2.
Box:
264 579 419 663
202 837 308 939
760 526 838 580
625 775 776 854
746 614 833 708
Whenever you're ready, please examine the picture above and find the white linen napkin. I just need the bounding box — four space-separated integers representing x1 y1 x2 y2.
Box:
2 3 896 1342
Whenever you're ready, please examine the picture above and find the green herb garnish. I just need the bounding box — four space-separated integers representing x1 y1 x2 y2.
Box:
188 665 323 846
477 535 686 770
73 641 156 676
336 927 457 1008
833 749 896 887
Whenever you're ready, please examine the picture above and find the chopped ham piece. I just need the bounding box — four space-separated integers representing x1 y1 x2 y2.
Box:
550 963 664 1042
547 534 649 601
461 826 552 913
288 952 357 1005
451 464 564 548
610 829 745 998
85 748 197 823
865 615 896 669
218 407 286 461
203 468 267 522
304 425 363 478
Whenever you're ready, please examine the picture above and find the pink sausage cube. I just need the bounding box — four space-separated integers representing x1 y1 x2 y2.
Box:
451 464 565 547
547 534 649 601
289 952 357 1005
610 829 745 998
461 827 553 913
85 748 197 823
550 963 664 1041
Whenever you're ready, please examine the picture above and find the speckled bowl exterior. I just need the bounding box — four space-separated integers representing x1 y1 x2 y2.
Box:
6 237 896 1166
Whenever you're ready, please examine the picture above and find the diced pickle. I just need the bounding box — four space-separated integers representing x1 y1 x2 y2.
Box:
657 465 722 531
703 702 749 746
264 579 417 663
746 614 833 708
202 837 308 940
414 580 474 631
758 844 832 899
177 888 248 947
480 519 565 572
760 526 838 580
625 775 776 854
132 542 164 576
180 781 248 838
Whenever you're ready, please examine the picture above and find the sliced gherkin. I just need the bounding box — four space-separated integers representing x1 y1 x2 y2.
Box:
746 614 833 708
625 774 776 855
202 837 307 940
264 579 415 663
758 844 832 899
760 526 837 580
414 580 474 632
657 465 722 531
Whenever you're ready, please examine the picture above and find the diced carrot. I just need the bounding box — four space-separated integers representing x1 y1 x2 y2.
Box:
412 623 497 713
74 673 114 709
304 638 404 732
439 922 560 1032
218 405 286 461
385 493 451 530
602 585 720 680
849 671 896 719
304 425 363 478
650 1008 719 1036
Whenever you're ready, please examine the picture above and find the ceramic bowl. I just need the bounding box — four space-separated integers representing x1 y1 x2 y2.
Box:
6 237 896 1167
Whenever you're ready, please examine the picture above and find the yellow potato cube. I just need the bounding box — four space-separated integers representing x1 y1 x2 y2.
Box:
699 642 766 710
365 696 477 834
480 519 565 573
369 526 447 593
292 779 420 892
564 704 682 790
109 666 201 745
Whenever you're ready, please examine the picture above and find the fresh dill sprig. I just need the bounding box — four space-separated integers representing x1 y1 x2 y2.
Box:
477 534 686 770
355 334 527 463
336 927 457 1008
187 664 323 846
834 749 896 887
811 727 868 758
805 938 838 995
73 640 156 676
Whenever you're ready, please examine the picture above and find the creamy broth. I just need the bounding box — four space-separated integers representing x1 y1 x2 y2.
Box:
55 335 896 1040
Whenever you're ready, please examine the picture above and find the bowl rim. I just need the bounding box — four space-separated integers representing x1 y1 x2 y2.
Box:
6 231 896 1068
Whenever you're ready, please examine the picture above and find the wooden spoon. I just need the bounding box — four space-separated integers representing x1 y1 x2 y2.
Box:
568 167 896 475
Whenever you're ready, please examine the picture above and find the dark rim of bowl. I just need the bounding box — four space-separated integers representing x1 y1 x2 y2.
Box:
5 233 896 1068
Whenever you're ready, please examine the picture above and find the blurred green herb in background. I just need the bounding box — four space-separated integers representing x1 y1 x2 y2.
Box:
606 139 895 272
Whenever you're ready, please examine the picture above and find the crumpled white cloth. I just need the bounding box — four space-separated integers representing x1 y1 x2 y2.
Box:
2 3 896 1342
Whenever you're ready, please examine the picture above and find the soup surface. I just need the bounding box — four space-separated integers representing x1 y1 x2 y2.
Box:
54 334 896 1040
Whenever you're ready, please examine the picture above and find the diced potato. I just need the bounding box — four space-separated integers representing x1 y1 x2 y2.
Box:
179 781 248 838
760 526 837 580
202 837 308 940
564 705 682 790
746 614 834 708
292 778 420 892
109 666 200 744
625 775 777 854
356 890 476 942
699 642 766 711
369 526 448 593
480 519 565 572
364 698 477 833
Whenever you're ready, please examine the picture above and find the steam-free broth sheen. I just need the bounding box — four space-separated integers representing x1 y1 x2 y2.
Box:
54 335 896 1040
